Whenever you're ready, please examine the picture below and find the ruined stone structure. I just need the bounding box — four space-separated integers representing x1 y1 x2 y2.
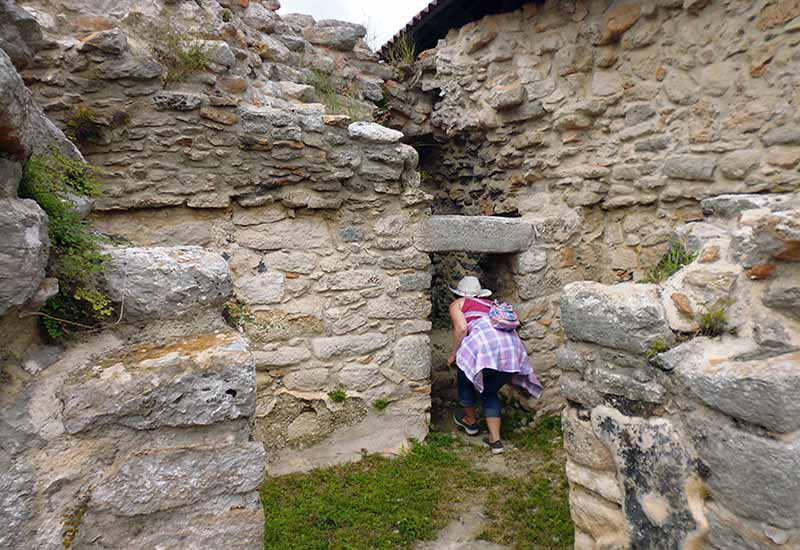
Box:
1 0 799 548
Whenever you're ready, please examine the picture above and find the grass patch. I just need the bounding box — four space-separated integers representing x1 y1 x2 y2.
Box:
328 389 347 403
262 434 471 550
19 151 110 342
309 70 373 121
262 417 573 550
385 33 416 69
146 21 209 83
698 301 730 337
640 240 697 284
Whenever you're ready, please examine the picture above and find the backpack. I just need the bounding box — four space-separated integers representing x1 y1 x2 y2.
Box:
489 301 520 331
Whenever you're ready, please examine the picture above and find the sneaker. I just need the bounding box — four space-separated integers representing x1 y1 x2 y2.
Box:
483 436 504 454
453 413 480 436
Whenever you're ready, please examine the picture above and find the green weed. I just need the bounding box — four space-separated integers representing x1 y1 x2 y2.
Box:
223 299 254 331
65 106 103 146
372 399 389 411
328 389 347 403
221 8 232 22
698 301 730 337
640 240 697 284
385 33 416 68
147 22 209 83
19 151 110 342
309 70 373 121
646 340 671 359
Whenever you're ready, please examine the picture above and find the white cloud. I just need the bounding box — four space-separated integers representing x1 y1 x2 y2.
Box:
279 0 430 49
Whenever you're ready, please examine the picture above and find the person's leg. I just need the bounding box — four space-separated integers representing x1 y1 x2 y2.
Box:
456 368 479 425
479 371 513 442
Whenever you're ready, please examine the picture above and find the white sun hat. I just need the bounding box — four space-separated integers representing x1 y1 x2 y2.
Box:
449 276 492 298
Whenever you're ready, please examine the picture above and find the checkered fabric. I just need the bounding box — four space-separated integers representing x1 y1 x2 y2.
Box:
456 316 543 398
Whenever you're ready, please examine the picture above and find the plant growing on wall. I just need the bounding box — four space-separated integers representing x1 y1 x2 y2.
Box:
65 106 104 146
19 151 111 342
385 33 416 69
640 239 697 284
698 300 732 337
147 21 210 83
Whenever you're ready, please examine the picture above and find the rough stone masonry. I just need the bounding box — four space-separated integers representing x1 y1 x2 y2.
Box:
0 0 798 548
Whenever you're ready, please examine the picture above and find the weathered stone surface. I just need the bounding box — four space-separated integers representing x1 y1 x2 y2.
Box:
676 352 800 433
235 271 284 304
566 460 622 503
252 346 311 369
310 333 389 359
101 246 232 322
0 0 48 68
691 413 800 529
153 91 205 111
303 20 366 51
762 127 800 146
739 208 800 263
348 121 403 143
366 294 431 319
91 442 265 516
560 282 674 354
0 50 81 160
763 267 800 320
663 155 716 181
80 28 128 54
487 83 527 110
393 335 431 380
562 406 615 470
415 215 533 253
60 332 256 433
0 157 20 197
236 217 331 250
0 199 49 316
700 193 797 219
592 406 698 549
95 56 163 80
242 2 278 32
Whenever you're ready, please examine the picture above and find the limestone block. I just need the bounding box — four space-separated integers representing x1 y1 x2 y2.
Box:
0 157 20 197
663 71 698 105
566 460 623 503
152 91 205 111
303 20 366 51
487 83 527 110
555 345 589 373
394 335 431 380
236 217 331 251
101 246 232 322
560 282 674 354
560 372 604 408
0 0 48 69
663 155 716 181
763 265 800 320
512 248 548 274
95 56 163 80
568 486 627 540
337 363 383 390
690 412 800 529
604 2 641 41
762 126 800 146
283 367 329 391
591 406 698 548
348 121 403 143
317 270 383 291
60 332 255 433
719 149 760 180
0 199 49 316
75 495 264 550
79 28 128 54
196 40 235 67
676 351 800 433
562 406 615 471
242 2 278 32
586 365 667 404
91 442 265 516
415 215 533 253
366 294 431 319
0 50 82 160
701 193 797 219
0 462 34 550
738 208 800 263
235 271 285 305
252 346 311 369
310 333 389 359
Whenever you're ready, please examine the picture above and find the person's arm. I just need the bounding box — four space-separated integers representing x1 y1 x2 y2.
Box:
448 299 468 367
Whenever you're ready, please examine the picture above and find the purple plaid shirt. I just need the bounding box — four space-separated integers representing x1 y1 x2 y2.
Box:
456 315 543 398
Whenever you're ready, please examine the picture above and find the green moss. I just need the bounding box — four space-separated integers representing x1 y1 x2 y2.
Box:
221 8 232 22
640 240 697 284
646 340 671 359
328 389 347 403
19 151 110 342
65 106 103 146
62 502 87 548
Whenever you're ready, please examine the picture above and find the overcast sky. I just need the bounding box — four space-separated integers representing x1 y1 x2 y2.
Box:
279 0 431 50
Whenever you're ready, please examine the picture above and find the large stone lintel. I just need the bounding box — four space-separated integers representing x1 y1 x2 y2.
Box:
414 215 533 253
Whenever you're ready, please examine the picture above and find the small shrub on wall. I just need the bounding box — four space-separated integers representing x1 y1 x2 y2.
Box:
19 151 111 342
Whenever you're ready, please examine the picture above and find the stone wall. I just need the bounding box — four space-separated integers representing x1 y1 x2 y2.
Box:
558 193 799 549
16 0 431 474
388 0 800 413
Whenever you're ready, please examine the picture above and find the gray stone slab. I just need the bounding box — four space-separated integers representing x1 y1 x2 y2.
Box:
0 198 49 316
415 215 533 253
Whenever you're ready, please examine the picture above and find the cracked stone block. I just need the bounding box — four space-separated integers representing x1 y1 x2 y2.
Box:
415 215 533 253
